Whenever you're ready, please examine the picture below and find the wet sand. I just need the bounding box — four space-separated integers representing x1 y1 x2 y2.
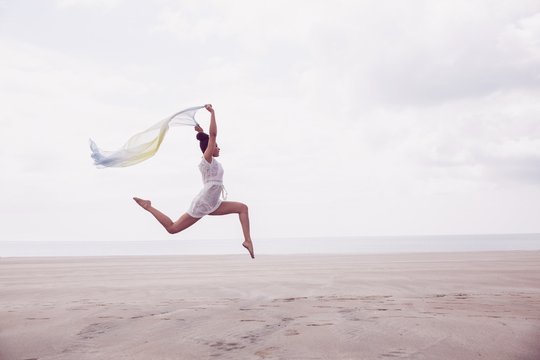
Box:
1 251 540 359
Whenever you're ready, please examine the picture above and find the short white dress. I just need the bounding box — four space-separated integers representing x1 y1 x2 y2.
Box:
187 157 226 218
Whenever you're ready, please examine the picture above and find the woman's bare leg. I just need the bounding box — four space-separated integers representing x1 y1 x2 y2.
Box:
210 201 254 258
133 197 200 234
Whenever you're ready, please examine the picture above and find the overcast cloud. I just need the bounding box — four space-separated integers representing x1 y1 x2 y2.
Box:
1 0 539 245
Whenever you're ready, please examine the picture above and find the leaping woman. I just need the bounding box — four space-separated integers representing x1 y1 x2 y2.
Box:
133 104 254 258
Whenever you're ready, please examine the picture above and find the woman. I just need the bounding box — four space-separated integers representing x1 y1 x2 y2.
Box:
133 104 254 259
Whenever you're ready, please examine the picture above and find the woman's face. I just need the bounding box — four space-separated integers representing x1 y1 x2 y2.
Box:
213 144 220 157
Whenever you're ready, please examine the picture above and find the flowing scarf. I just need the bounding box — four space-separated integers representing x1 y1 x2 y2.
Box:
90 105 205 168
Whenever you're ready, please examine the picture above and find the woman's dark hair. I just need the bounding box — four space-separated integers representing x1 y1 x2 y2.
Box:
196 132 209 153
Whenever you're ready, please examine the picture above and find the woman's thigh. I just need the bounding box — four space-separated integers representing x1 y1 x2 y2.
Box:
209 201 245 216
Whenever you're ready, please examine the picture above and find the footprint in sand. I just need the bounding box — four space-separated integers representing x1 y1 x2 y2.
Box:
285 329 300 336
380 348 411 358
255 346 279 358
77 322 114 340
241 334 259 344
274 297 308 302
208 341 246 352
98 316 124 319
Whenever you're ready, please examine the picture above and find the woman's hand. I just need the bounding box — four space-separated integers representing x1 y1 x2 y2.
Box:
205 104 214 112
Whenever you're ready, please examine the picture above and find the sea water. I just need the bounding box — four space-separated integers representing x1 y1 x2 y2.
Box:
1 233 539 257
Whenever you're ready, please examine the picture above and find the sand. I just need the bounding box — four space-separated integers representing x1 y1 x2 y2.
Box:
1 251 540 360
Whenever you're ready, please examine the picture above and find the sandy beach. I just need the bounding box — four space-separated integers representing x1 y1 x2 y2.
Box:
1 251 540 360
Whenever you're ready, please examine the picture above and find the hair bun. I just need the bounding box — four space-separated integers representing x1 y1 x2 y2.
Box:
196 132 210 153
196 132 209 141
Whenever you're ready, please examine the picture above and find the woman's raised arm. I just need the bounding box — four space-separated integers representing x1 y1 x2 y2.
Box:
203 104 217 163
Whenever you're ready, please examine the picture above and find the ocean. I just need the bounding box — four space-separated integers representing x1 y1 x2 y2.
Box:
1 233 539 257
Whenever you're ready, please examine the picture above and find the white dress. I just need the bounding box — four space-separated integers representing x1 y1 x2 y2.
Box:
187 157 226 218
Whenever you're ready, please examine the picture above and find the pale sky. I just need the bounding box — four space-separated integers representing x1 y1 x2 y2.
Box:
1 0 540 244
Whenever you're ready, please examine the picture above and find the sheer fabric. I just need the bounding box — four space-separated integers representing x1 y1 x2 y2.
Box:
187 158 226 218
89 105 205 168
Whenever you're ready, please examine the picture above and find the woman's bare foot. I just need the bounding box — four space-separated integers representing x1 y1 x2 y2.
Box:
133 197 151 210
242 241 254 259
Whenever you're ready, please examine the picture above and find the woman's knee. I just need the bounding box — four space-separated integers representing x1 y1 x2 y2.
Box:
239 202 248 214
167 214 199 234
166 225 177 234
239 203 249 212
